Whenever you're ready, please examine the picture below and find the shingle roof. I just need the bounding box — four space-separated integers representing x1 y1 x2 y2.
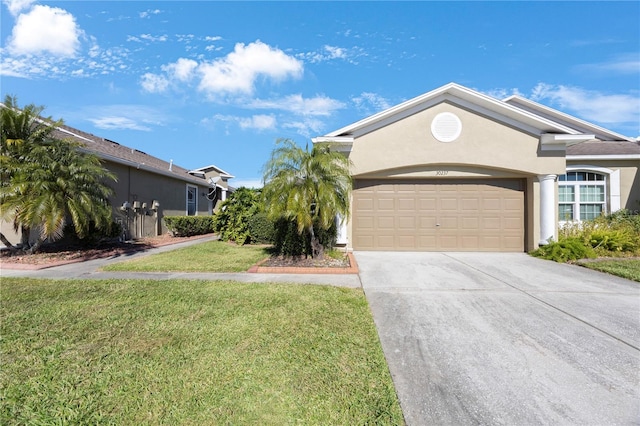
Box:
54 124 208 186
567 140 640 156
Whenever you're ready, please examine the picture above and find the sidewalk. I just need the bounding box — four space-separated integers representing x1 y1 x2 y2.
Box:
0 236 362 288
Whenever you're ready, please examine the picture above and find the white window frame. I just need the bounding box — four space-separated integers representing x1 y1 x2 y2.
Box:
186 184 198 216
558 166 620 224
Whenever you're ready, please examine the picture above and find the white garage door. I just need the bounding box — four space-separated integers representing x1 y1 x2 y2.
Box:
352 179 525 251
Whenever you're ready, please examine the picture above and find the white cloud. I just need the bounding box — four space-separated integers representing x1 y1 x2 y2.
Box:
282 117 325 137
140 73 169 93
162 58 198 82
139 9 161 19
239 114 277 131
576 54 640 75
300 44 364 64
531 83 640 125
481 87 524 100
7 4 82 57
206 113 276 132
198 41 303 95
249 94 345 116
2 0 34 16
88 116 151 131
139 34 168 43
84 105 166 131
351 92 391 114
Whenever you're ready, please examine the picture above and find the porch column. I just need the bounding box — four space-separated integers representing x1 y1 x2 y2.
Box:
221 188 227 201
538 174 557 245
335 214 348 245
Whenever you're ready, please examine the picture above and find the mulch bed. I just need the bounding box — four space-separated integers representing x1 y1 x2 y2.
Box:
261 254 350 268
0 234 210 266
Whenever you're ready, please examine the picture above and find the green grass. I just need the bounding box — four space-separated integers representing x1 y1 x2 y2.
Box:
1 278 403 425
102 240 270 272
577 259 640 282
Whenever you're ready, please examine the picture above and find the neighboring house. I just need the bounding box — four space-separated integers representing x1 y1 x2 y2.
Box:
1 123 234 245
312 82 639 253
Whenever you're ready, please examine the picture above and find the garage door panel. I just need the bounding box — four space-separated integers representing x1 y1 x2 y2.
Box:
353 179 525 252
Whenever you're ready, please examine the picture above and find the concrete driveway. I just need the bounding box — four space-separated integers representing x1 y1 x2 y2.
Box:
355 252 640 425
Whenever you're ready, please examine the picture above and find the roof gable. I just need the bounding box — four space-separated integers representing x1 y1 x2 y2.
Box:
503 95 634 142
317 83 581 141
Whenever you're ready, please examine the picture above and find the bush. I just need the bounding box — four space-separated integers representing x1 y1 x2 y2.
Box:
530 238 596 262
164 216 216 237
61 220 122 246
247 213 274 244
271 218 337 257
214 188 262 245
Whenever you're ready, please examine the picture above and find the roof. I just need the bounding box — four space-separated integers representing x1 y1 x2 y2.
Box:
503 95 634 142
314 82 582 141
192 164 235 179
567 140 640 157
54 124 210 186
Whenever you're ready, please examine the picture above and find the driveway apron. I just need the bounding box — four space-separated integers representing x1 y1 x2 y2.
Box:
356 252 640 425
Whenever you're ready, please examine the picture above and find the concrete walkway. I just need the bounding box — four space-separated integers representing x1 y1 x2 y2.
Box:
0 236 361 288
356 251 640 425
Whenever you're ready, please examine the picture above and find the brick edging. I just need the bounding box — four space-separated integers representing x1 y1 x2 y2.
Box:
248 253 359 274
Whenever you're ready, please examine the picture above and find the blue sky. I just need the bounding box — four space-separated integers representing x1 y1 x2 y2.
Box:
2 1 639 188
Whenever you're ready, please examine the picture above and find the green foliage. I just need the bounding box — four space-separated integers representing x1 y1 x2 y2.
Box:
213 187 263 245
247 212 274 244
530 238 596 262
1 95 116 252
272 217 337 257
533 210 640 262
262 138 352 258
163 216 215 237
61 220 122 246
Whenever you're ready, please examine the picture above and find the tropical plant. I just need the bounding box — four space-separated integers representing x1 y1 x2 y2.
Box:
262 138 352 258
0 96 116 253
213 187 263 245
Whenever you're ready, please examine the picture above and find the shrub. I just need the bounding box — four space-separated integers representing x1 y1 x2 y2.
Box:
164 216 215 237
214 187 262 245
247 213 274 244
530 238 596 262
271 218 337 257
60 220 122 246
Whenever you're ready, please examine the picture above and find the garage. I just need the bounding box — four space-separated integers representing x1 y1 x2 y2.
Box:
352 179 525 251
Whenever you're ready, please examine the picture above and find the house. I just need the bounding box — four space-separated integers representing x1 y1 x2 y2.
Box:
312 82 639 252
1 122 233 245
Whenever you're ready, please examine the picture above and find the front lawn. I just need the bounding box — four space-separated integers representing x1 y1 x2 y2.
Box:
1 278 403 425
577 259 640 282
102 240 270 272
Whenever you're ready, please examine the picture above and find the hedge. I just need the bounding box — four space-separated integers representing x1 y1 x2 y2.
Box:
163 216 216 237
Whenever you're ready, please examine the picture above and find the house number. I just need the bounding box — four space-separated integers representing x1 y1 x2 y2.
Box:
436 170 449 176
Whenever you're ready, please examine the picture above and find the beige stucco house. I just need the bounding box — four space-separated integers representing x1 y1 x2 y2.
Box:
1 123 233 245
313 83 639 252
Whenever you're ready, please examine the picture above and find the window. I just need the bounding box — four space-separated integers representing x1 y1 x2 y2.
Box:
187 185 197 216
558 172 606 221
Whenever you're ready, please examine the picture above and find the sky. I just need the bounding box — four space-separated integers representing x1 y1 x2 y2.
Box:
1 1 639 189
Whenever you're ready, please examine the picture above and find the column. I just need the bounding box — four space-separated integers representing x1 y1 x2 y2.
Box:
538 174 557 245
221 187 227 201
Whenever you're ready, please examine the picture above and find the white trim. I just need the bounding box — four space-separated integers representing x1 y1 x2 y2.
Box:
186 184 198 216
567 154 640 161
321 83 577 139
540 134 595 151
565 165 621 213
504 95 635 142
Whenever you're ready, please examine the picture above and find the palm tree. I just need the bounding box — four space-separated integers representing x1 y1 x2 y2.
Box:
262 138 352 258
0 96 116 253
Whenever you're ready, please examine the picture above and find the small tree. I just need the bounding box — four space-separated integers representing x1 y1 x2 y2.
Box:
0 96 116 253
262 138 352 258
213 187 263 245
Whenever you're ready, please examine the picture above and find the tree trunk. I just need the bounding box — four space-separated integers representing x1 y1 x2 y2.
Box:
0 232 17 251
308 225 324 259
20 225 30 249
26 237 44 254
